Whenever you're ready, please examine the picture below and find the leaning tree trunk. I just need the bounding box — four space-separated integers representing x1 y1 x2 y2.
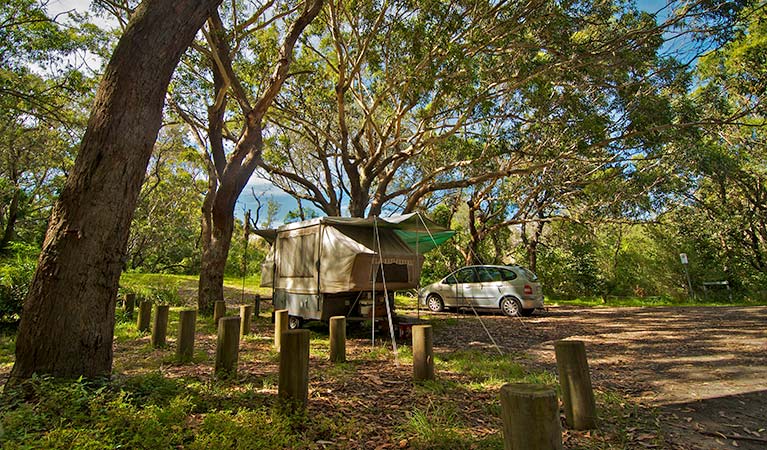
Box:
9 0 221 382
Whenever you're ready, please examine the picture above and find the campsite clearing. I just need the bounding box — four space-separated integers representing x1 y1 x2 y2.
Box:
429 305 767 450
1 302 764 449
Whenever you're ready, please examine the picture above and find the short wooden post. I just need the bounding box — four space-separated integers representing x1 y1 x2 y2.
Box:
136 300 151 332
500 383 563 450
177 308 197 363
555 340 597 430
124 293 136 318
329 316 346 363
278 329 310 410
254 294 261 316
412 324 434 381
213 300 227 323
274 309 288 350
151 305 170 348
215 316 241 378
240 304 253 336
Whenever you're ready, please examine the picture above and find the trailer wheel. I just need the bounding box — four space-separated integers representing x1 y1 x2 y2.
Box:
288 315 303 329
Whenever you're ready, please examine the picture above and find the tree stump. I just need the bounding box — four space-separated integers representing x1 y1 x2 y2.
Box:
555 340 597 430
123 293 136 318
151 305 169 348
500 383 563 450
136 300 151 332
329 316 346 363
274 309 288 351
278 329 310 411
215 316 240 378
240 304 253 336
412 324 434 381
213 300 226 323
176 308 197 363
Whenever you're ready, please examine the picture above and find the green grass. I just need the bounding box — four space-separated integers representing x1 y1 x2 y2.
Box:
1 276 692 449
119 272 267 301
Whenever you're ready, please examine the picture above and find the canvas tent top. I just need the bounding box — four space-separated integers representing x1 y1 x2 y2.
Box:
252 213 454 253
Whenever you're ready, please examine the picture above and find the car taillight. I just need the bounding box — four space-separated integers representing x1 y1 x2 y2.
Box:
524 284 533 295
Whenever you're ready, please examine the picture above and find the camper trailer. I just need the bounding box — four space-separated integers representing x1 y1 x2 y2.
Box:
255 214 453 329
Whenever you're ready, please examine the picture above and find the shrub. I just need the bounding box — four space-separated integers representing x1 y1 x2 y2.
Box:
0 243 38 323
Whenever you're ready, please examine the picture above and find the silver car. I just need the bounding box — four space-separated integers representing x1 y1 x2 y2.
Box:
420 265 544 317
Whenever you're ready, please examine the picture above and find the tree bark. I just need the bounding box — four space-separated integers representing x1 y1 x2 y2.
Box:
0 185 20 251
9 0 221 382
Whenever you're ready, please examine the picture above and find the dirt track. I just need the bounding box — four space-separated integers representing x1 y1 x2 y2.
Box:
428 305 767 449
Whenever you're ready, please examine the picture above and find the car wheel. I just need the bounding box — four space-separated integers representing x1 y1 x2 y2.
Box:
500 297 522 317
520 308 535 317
426 294 445 312
288 315 303 329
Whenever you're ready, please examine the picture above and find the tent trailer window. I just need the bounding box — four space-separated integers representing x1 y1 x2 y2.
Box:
278 233 316 278
376 263 409 283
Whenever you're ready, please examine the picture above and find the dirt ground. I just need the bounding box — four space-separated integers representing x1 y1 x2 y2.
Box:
429 305 767 449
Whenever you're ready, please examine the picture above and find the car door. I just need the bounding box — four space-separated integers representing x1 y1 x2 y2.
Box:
453 267 479 307
474 267 504 307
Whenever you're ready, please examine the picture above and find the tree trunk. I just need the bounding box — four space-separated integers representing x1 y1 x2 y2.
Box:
198 202 235 314
0 186 20 251
198 170 218 314
467 199 481 265
525 220 545 273
9 0 221 382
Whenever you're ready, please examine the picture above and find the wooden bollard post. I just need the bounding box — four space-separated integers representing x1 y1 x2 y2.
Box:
500 383 563 450
215 316 241 378
124 293 136 318
278 329 310 410
254 294 261 317
151 305 170 348
136 300 151 332
329 316 346 363
274 309 288 351
412 324 434 381
240 305 253 336
177 308 197 363
555 340 597 430
213 300 227 323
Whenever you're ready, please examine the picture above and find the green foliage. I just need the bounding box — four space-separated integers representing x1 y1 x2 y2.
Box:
126 126 205 274
0 242 37 323
191 409 297 449
120 277 183 307
224 219 266 278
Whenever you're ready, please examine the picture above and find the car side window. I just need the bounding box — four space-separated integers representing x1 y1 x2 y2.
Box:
500 268 517 281
444 274 458 285
455 268 478 283
477 267 503 282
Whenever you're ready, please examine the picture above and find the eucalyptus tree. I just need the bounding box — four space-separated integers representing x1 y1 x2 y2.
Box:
0 0 98 252
10 0 222 382
667 1 767 289
255 0 707 218
170 0 323 313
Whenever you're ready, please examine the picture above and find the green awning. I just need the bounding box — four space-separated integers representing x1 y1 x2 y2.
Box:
394 229 456 253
